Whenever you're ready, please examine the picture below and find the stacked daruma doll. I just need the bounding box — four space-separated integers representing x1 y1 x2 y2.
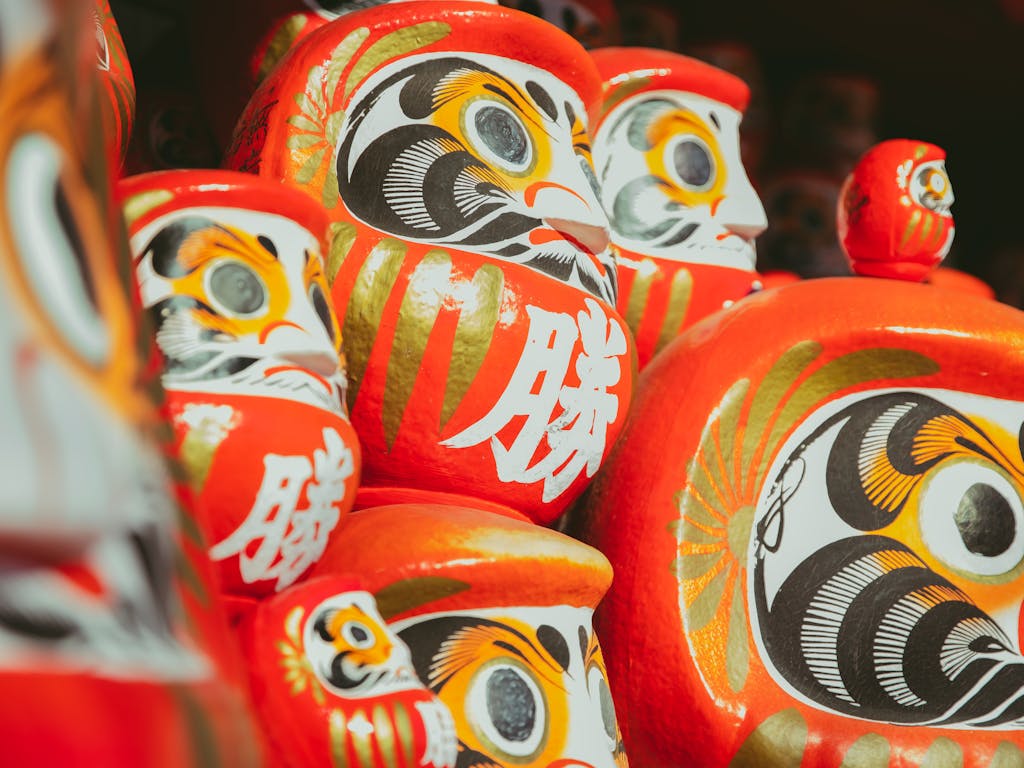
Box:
0 1 263 764
220 2 636 764
572 136 1024 766
589 47 768 369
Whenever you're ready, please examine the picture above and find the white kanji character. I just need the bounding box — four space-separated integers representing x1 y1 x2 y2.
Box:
209 427 354 590
442 298 625 502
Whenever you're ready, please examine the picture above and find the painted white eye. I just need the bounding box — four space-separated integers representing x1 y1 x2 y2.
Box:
910 161 953 214
341 619 376 650
665 135 716 192
465 100 534 174
468 661 547 758
919 461 1024 577
587 665 618 748
205 259 268 318
6 132 111 367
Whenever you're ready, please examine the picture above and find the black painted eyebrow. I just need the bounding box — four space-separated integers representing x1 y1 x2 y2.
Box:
709 111 721 131
526 80 558 121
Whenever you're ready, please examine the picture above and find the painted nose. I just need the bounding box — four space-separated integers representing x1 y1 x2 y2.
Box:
279 350 340 377
716 176 768 240
543 217 611 254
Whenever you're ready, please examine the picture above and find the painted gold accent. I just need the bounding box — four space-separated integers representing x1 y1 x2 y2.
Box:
178 415 231 492
343 22 452 100
351 710 375 768
725 574 748 692
740 341 821 479
919 209 934 245
601 75 653 117
920 737 963 768
257 14 308 83
686 561 727 631
989 741 1024 768
372 704 398 768
174 547 210 606
622 259 656 336
393 702 417 768
329 709 350 768
342 238 407 409
900 208 923 249
327 222 358 285
382 249 451 449
757 347 939 493
839 734 890 768
374 576 472 620
729 708 807 768
122 189 173 229
173 687 222 768
285 605 305 646
441 263 504 430
654 268 693 354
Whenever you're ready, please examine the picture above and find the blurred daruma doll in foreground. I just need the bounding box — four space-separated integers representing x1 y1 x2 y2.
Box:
225 2 635 526
312 504 628 767
0 1 261 763
119 170 361 602
589 47 767 368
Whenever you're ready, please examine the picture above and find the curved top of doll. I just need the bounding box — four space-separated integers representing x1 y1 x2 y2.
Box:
590 46 750 119
312 503 613 620
280 1 604 119
118 169 331 244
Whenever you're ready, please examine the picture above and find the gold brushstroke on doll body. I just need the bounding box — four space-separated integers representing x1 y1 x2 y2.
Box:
342 238 407 408
382 249 451 448
654 268 693 354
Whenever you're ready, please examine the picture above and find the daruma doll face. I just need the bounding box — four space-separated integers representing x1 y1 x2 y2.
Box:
225 3 635 523
121 171 361 598
589 47 766 368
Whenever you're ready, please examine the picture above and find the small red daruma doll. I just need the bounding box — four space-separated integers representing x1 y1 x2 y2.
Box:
838 138 955 282
589 48 767 368
225 2 635 526
119 170 362 601
238 575 458 768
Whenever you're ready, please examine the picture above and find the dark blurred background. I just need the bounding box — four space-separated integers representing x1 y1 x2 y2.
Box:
110 0 1024 302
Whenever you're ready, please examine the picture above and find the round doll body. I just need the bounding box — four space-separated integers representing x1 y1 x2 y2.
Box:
119 171 362 599
589 47 767 369
225 3 635 525
573 276 1024 767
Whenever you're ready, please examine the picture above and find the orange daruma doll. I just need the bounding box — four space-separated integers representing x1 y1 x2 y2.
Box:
574 272 1024 764
589 47 767 368
225 2 635 525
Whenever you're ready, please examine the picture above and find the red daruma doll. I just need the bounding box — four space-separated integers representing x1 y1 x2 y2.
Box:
225 2 636 526
589 47 767 368
119 170 362 602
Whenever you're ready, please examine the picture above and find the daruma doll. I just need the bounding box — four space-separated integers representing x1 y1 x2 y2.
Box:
119 170 362 600
589 47 767 368
574 274 1024 766
225 2 635 525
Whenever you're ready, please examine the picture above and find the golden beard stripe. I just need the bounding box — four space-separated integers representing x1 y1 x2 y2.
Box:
622 259 656 338
372 704 399 768
441 263 503 431
329 709 350 768
393 701 416 768
899 209 923 249
383 249 452 449
341 238 407 410
655 268 693 354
